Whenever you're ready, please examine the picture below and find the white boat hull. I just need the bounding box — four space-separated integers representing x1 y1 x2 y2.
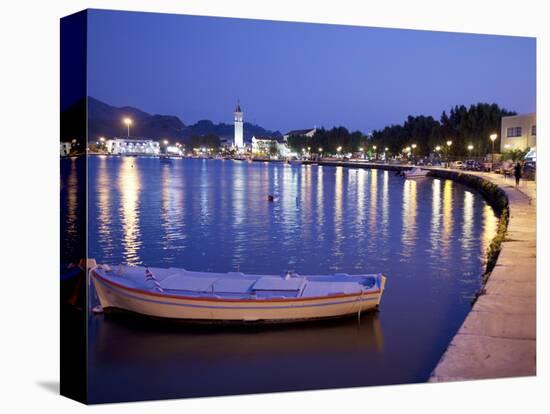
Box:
404 167 429 178
91 269 386 323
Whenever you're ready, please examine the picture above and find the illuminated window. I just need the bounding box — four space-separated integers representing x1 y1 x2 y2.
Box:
506 127 522 137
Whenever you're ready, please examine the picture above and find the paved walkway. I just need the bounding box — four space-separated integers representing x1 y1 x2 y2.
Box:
430 171 536 381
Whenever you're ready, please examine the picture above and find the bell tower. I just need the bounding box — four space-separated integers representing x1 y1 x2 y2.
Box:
234 101 243 149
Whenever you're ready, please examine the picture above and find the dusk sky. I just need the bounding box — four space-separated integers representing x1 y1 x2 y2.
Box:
87 9 536 134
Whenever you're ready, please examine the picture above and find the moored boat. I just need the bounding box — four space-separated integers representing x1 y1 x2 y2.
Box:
90 265 387 323
403 167 429 178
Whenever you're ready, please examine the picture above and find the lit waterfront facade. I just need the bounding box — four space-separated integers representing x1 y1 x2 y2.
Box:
500 113 536 151
105 137 160 155
251 136 289 157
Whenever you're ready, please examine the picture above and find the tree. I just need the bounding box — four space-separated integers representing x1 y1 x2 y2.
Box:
501 148 529 163
370 103 516 157
268 141 278 157
190 134 221 150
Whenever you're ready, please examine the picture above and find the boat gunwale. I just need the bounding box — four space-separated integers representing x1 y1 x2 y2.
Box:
91 269 384 304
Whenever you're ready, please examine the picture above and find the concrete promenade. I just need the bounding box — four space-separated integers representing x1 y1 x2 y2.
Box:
430 171 536 381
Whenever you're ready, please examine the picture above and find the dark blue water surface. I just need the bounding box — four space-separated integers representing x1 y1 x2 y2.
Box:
65 156 498 402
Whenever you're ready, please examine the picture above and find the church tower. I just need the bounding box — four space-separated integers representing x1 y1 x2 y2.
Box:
234 102 244 149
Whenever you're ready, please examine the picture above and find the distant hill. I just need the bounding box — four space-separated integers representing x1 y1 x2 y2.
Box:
87 97 186 142
61 97 281 144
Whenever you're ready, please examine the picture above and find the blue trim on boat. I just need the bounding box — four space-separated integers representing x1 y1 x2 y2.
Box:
94 275 378 310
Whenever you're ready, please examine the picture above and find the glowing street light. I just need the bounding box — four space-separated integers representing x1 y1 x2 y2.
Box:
445 140 453 167
318 147 323 152
99 136 105 142
435 145 441 152
123 117 132 137
336 146 342 157
467 144 474 152
490 133 498 172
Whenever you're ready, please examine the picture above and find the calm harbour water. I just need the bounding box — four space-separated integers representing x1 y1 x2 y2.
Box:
62 156 497 403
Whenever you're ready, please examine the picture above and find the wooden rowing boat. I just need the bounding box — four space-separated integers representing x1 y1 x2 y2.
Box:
90 265 387 323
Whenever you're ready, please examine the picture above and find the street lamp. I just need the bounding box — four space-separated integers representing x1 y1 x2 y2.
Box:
411 144 416 163
123 118 132 137
490 133 498 172
337 146 342 157
446 140 452 167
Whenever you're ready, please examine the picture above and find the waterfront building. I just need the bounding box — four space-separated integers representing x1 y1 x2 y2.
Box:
500 113 536 152
60 142 72 156
234 102 244 149
283 127 317 141
251 136 289 157
105 137 160 155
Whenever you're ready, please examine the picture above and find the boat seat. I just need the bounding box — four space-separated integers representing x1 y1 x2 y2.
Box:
212 278 256 294
252 276 306 291
301 281 363 297
160 275 217 292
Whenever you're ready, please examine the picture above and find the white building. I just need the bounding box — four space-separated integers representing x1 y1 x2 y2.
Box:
500 113 536 152
283 128 317 141
105 137 160 155
60 142 72 156
234 102 244 149
251 136 289 157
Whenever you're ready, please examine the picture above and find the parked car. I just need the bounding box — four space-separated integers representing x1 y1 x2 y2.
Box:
464 160 482 171
451 160 464 169
500 161 514 177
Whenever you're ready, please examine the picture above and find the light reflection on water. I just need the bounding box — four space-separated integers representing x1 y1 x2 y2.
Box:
118 157 142 265
80 157 500 402
86 156 499 297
